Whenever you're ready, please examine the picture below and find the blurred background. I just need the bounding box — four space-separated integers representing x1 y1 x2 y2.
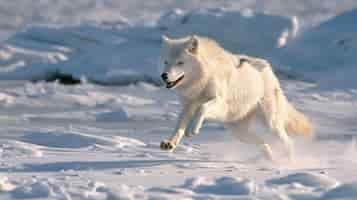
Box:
0 0 356 87
1 0 357 40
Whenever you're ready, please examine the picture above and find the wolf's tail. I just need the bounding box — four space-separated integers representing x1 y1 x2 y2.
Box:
285 104 313 137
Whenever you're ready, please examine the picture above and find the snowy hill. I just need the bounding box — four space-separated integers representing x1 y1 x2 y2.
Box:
0 9 296 84
158 8 297 55
283 9 357 89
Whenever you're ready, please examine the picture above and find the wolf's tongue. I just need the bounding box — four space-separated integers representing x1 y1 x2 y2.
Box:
165 75 184 89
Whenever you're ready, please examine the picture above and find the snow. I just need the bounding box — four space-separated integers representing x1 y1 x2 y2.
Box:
160 8 297 55
1 6 356 88
11 180 52 199
20 131 145 149
0 1 356 200
0 140 43 158
0 80 354 199
1 0 357 41
321 182 357 200
0 9 296 84
282 8 357 89
0 177 16 192
182 176 256 195
266 172 339 189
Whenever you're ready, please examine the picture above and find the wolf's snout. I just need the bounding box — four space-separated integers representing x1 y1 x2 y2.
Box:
161 73 169 82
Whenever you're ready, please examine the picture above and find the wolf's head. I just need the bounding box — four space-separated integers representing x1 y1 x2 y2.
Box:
159 35 203 90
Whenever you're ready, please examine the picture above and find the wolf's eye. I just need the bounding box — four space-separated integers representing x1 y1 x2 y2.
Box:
177 61 184 65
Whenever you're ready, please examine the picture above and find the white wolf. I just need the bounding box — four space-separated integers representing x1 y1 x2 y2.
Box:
159 35 312 161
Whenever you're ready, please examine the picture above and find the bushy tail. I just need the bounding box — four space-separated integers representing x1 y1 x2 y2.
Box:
285 104 313 137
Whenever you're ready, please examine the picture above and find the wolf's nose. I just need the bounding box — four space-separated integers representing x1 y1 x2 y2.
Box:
161 73 168 81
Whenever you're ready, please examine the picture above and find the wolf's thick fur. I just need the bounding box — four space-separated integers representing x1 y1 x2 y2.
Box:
159 35 313 160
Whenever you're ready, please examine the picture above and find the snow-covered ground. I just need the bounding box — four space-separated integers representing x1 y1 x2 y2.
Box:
0 80 356 199
0 1 357 199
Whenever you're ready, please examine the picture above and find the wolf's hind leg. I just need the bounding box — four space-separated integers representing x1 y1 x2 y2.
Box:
273 126 294 162
235 131 274 161
260 88 295 161
260 98 294 161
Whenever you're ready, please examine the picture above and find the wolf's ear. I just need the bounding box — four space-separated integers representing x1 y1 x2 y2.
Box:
187 35 198 54
161 35 171 44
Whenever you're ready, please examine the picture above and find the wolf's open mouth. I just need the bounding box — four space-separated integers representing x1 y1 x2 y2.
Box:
166 75 184 89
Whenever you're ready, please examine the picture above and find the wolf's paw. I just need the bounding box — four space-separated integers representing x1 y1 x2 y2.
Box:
160 140 176 151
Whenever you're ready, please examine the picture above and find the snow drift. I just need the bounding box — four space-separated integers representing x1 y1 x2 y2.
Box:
20 131 145 149
283 9 357 89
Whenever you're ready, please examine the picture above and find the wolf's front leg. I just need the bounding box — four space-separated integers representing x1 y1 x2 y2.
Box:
160 103 197 151
188 98 226 136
